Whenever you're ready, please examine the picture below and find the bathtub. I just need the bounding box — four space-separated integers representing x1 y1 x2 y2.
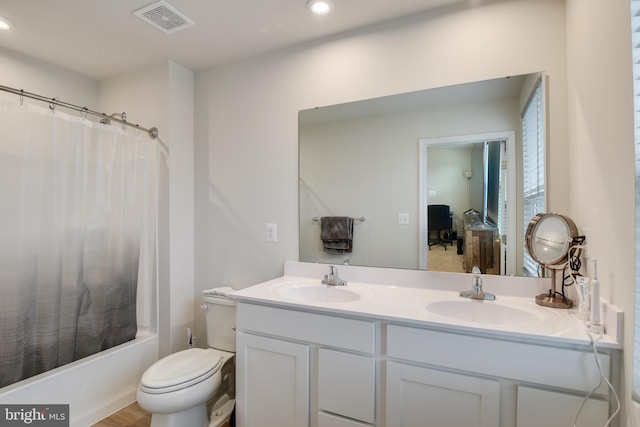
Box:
0 329 158 427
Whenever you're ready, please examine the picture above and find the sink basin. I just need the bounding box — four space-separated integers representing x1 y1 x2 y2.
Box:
425 300 544 326
275 282 362 303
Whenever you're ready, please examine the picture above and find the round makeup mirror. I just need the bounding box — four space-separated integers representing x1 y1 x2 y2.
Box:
525 213 580 309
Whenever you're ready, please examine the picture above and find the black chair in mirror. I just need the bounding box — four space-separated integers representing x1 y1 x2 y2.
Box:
428 204 453 250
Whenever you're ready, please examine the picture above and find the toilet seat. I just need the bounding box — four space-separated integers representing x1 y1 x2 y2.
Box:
140 348 223 394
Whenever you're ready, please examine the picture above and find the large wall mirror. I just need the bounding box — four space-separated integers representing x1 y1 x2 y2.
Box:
299 72 545 276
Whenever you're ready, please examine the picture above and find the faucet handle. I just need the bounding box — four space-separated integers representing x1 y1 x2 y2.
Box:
329 265 337 275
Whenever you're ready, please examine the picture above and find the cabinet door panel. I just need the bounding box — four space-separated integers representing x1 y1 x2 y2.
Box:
236 332 309 427
516 386 609 427
319 348 375 423
386 361 499 427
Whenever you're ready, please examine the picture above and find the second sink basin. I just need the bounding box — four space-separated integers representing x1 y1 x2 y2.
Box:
275 282 362 303
425 299 546 326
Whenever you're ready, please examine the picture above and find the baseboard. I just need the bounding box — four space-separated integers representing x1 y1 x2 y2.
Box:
74 391 136 427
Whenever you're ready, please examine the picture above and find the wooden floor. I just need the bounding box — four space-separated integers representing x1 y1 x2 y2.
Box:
92 402 151 427
92 402 232 427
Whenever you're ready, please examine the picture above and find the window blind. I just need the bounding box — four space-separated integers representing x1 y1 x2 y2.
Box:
522 78 545 277
630 0 640 400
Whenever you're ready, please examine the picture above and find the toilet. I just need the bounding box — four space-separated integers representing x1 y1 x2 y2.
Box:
137 291 236 427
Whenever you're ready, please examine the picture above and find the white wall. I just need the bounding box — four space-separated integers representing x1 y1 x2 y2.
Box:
566 1 636 425
0 47 97 109
428 145 473 230
194 0 568 291
167 62 196 354
193 0 569 387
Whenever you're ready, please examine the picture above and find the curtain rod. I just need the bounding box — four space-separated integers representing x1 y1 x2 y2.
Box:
0 84 159 139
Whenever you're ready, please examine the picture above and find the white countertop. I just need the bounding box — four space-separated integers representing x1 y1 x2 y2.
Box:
230 261 622 350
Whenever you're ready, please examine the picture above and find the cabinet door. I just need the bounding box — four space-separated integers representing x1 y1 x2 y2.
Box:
516 386 609 427
386 361 500 427
236 332 309 427
318 348 375 423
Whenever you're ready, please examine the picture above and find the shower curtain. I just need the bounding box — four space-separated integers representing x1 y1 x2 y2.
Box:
0 99 158 388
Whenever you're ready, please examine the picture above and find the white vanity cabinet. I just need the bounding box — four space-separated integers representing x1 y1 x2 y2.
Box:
235 302 377 427
232 266 621 427
237 305 617 427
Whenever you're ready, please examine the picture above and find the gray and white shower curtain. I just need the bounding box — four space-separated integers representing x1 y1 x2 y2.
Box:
0 100 158 388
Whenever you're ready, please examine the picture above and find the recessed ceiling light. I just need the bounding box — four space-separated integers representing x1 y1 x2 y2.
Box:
307 0 334 15
0 16 13 30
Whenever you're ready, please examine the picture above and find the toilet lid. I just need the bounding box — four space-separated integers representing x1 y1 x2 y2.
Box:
140 348 223 393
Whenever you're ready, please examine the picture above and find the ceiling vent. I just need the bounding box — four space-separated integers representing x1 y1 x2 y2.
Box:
134 1 195 34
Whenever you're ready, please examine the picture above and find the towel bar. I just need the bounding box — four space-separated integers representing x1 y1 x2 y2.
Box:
312 216 365 223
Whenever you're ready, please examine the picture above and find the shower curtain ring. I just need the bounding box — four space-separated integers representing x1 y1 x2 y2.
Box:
80 107 88 120
49 97 59 112
19 89 24 106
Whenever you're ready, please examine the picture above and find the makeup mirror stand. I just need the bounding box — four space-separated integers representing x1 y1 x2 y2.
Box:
535 265 573 309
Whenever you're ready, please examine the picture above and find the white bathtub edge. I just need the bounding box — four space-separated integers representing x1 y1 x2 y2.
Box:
0 331 159 427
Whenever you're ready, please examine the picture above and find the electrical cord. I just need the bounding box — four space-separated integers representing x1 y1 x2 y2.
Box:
573 330 620 427
556 242 586 302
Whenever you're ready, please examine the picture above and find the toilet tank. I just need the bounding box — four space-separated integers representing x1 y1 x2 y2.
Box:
202 295 236 352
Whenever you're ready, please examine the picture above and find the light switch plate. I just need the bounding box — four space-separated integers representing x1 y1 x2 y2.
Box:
398 213 409 225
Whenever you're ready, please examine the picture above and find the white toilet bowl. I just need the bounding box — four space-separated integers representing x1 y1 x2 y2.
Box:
137 348 233 427
138 291 237 427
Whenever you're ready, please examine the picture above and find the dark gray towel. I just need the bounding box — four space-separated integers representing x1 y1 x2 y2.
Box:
321 216 354 253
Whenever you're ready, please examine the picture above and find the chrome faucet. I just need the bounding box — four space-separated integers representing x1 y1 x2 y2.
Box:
460 266 495 300
322 265 347 286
